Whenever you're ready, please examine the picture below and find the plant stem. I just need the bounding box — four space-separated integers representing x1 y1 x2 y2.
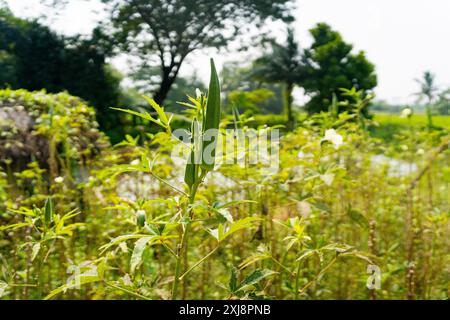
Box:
104 282 151 300
299 256 338 295
294 260 302 300
149 171 188 197
171 177 202 300
179 246 219 281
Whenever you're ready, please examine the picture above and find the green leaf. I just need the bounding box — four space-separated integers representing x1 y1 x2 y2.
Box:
237 269 276 292
217 208 233 223
216 200 257 209
111 107 166 129
44 271 101 300
311 201 331 213
223 217 260 241
31 243 41 262
0 222 32 231
44 196 53 226
229 267 238 293
0 281 8 298
130 237 152 274
99 234 150 254
201 58 221 172
232 106 242 131
296 249 316 262
143 95 170 129
347 208 369 228
239 245 271 269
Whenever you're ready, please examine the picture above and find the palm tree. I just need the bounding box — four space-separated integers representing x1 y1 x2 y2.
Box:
252 27 304 129
415 71 438 129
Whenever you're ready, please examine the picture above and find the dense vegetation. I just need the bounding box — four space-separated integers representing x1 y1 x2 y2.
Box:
0 1 448 301
0 70 448 299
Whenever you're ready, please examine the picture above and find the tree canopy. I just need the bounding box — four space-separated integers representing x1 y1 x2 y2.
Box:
252 27 304 127
100 0 295 105
0 8 124 136
302 23 377 114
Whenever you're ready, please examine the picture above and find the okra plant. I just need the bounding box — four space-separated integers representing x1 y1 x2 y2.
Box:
43 59 261 300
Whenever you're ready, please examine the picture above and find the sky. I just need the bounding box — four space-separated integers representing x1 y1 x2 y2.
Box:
4 0 450 105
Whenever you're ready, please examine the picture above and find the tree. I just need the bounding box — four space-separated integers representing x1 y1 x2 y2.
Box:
414 71 438 128
301 23 377 115
252 27 304 128
435 88 450 116
221 61 284 115
0 8 124 136
100 0 294 105
228 88 275 115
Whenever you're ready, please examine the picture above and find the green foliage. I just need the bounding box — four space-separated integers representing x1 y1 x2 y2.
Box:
221 61 284 114
370 113 450 141
0 9 125 136
435 89 450 115
0 59 448 301
302 23 377 114
228 89 275 115
252 27 304 127
0 89 109 174
101 0 294 105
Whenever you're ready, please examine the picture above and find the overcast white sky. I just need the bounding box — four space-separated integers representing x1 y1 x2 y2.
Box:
5 0 450 104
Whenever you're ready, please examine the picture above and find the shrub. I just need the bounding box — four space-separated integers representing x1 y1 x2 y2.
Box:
0 89 109 174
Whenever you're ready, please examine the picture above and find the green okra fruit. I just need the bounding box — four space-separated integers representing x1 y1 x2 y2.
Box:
201 58 221 172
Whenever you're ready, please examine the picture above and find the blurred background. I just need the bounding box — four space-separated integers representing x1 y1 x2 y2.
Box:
0 1 449 301
1 0 449 141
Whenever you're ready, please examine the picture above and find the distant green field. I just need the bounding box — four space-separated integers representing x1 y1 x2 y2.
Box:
373 113 450 128
370 113 450 140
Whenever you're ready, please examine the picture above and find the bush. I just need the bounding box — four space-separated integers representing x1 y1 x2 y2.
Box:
0 89 109 173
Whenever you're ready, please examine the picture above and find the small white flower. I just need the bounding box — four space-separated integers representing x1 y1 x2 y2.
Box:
297 201 312 218
401 107 413 118
54 176 64 183
323 129 343 150
130 159 140 166
320 173 335 186
298 151 306 159
195 88 202 99
122 274 133 286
